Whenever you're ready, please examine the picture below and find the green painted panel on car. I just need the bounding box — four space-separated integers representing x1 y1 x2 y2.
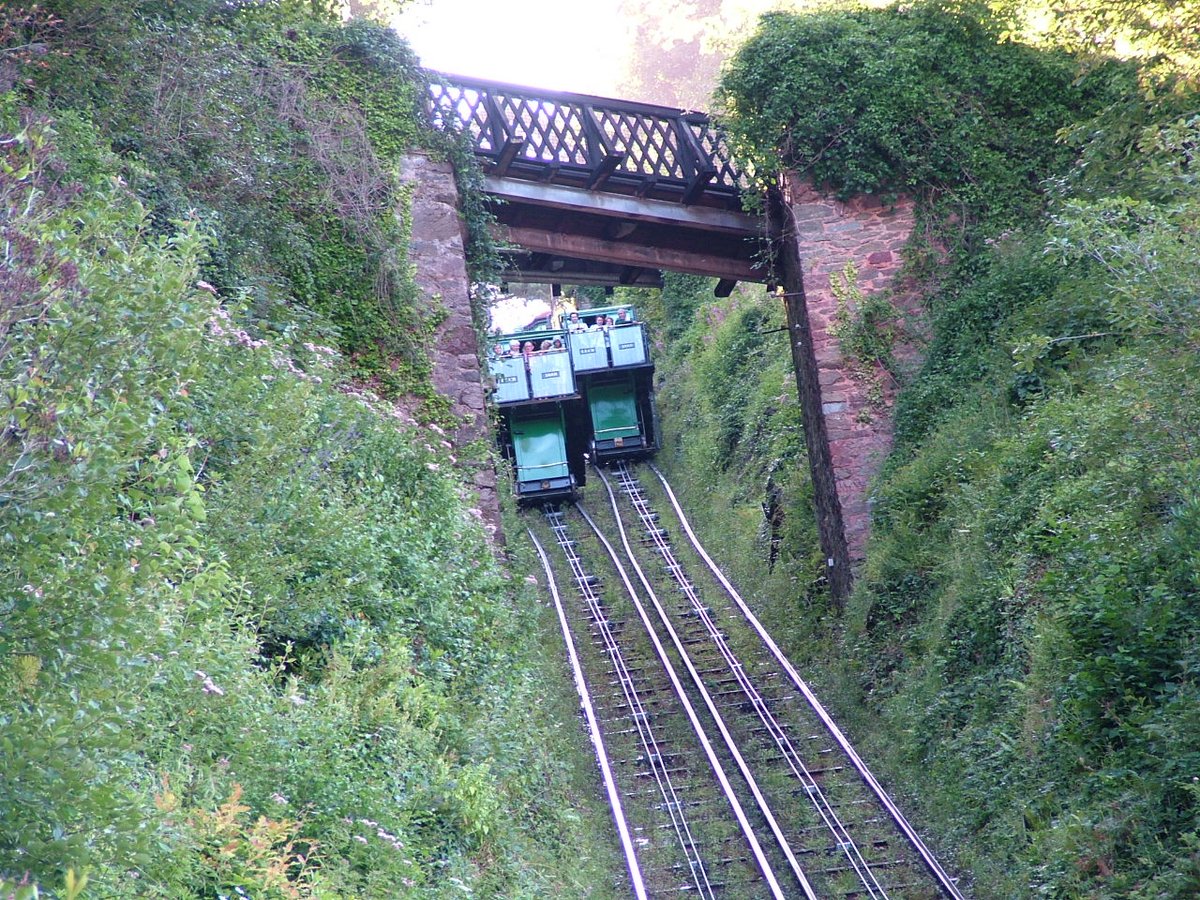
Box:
589 381 640 440
511 416 570 481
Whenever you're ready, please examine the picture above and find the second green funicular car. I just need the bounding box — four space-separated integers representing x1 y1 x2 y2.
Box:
508 407 576 503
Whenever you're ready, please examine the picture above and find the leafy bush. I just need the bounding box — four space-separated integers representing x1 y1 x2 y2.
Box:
718 2 1132 253
645 279 829 658
660 2 1200 895
845 26 1200 900
0 38 608 899
23 1 460 409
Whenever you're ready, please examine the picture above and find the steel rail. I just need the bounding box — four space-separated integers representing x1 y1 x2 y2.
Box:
527 526 648 900
573 504 790 900
648 463 967 900
589 470 818 899
547 511 712 897
610 462 890 898
542 509 715 897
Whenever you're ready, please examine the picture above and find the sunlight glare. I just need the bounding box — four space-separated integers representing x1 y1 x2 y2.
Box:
395 0 632 97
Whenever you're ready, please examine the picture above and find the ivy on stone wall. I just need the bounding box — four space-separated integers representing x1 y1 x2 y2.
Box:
718 3 1133 255
706 3 1200 895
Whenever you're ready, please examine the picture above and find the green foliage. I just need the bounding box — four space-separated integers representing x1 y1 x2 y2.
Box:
658 272 711 343
888 237 1060 450
646 280 830 655
0 51 609 900
718 2 1131 252
991 0 1200 84
829 265 897 370
853 338 1200 894
644 3 1200 896
828 263 900 412
0 869 86 900
841 26 1200 900
1046 198 1200 340
19 1 450 405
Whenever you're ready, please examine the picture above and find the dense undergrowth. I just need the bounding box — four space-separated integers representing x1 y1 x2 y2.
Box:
1 2 610 897
648 1 1200 896
8 0 498 414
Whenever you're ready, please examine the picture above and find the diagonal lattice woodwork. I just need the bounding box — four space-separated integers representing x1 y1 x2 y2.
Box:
427 72 747 210
425 72 772 290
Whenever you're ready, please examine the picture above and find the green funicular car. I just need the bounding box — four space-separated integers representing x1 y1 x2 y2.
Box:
510 408 576 503
587 375 648 461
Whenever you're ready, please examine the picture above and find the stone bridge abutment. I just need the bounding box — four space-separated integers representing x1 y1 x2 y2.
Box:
401 153 500 537
782 175 921 563
401 159 924 574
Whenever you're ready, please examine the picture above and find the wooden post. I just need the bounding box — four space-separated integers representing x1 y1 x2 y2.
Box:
767 185 853 607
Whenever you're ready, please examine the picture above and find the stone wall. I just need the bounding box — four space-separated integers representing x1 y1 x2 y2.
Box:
400 153 500 535
785 176 922 560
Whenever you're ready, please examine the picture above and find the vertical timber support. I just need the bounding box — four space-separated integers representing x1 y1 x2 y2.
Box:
768 185 853 607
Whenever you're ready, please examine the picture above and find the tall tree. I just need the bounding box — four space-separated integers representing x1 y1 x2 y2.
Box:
993 0 1200 81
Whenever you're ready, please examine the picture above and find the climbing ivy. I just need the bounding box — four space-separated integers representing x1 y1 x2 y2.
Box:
26 1 458 408
718 3 1133 255
692 3 1200 895
828 263 899 414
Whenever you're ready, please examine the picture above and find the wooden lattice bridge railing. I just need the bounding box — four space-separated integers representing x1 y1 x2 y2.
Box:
425 72 769 291
426 72 746 210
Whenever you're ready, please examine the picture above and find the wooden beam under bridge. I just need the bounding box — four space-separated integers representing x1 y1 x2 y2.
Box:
502 224 766 283
430 73 774 289
484 177 762 235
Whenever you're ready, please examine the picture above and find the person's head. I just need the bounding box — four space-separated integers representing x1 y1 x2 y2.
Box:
509 339 521 354
617 307 630 321
569 312 580 321
522 341 534 354
540 340 552 351
552 337 563 349
495 343 506 355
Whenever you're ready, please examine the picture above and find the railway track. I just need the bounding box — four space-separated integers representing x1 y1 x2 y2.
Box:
531 506 782 897
528 462 963 898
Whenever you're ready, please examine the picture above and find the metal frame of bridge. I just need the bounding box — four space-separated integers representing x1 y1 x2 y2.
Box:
427 73 772 295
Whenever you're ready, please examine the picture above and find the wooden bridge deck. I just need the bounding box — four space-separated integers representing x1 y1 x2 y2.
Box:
427 73 771 293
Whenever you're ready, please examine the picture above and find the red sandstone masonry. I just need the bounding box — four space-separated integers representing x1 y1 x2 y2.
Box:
401 153 500 537
785 177 924 561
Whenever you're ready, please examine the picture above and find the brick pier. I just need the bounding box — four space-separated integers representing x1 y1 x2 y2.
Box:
785 177 922 561
402 153 500 536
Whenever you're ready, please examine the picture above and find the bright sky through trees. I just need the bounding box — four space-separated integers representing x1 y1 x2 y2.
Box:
395 0 632 96
395 0 1200 105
